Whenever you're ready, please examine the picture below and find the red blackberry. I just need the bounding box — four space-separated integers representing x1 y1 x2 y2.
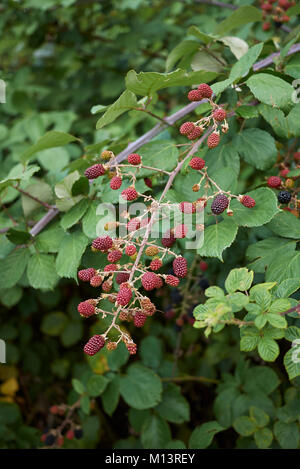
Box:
125 245 136 256
127 218 140 232
187 126 203 140
92 236 113 251
174 224 188 239
179 201 195 214
173 256 188 278
90 275 103 287
198 83 213 98
117 287 132 306
84 335 105 356
78 268 96 282
116 272 130 285
180 122 195 136
107 250 122 263
212 108 226 122
150 258 162 271
189 157 205 170
240 195 256 208
188 89 203 102
77 301 96 317
134 312 147 328
84 164 105 179
110 176 122 190
128 153 141 165
165 275 180 287
126 342 137 355
207 132 220 148
267 176 281 188
121 187 138 201
142 272 159 291
162 229 176 248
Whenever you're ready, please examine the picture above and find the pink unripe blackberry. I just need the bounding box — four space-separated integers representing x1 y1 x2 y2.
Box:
207 132 220 148
78 268 96 282
102 280 112 292
150 258 162 271
198 83 213 98
126 342 137 355
134 312 147 328
78 301 96 317
142 272 159 291
187 126 203 140
66 430 75 440
179 201 196 214
125 245 136 256
212 108 226 122
156 276 163 288
84 335 105 356
262 21 271 30
180 122 195 136
117 287 132 306
188 89 203 102
121 187 138 201
107 250 122 263
162 229 176 248
280 169 289 178
293 152 300 162
173 256 188 278
189 157 205 170
127 218 140 232
116 272 130 285
267 176 282 188
211 194 229 215
84 164 105 179
110 176 122 190
174 224 188 239
92 236 113 251
261 2 273 11
165 275 180 287
128 153 141 165
104 263 118 272
90 275 103 287
200 261 208 272
240 195 256 208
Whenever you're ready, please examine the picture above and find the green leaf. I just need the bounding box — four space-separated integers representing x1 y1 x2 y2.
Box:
56 231 89 280
286 103 300 136
274 421 300 449
60 198 89 231
138 140 179 176
141 414 171 449
86 374 109 397
21 131 79 164
258 104 289 138
120 364 162 410
155 384 190 424
285 326 300 342
240 335 259 352
246 73 294 109
254 428 273 449
269 298 291 314
267 211 300 239
107 342 129 371
233 416 257 436
215 6 262 36
244 366 280 395
225 268 253 293
191 51 224 73
101 376 120 416
284 348 300 381
71 177 90 197
188 26 216 44
258 337 279 362
80 395 91 415
0 250 31 289
255 315 268 330
220 36 249 60
266 251 300 283
41 312 67 336
6 229 31 245
231 188 279 227
96 90 137 129
197 219 238 261
140 336 163 370
126 69 218 97
233 129 277 170
60 321 83 347
189 421 224 449
246 237 296 273
249 407 270 428
166 40 200 72
266 313 287 329
0 164 40 192
229 43 263 82
27 253 58 290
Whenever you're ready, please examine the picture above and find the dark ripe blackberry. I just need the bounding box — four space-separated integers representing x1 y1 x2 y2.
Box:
278 190 291 204
174 323 182 332
45 434 56 446
199 278 210 291
74 428 83 439
171 289 183 303
211 194 229 215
